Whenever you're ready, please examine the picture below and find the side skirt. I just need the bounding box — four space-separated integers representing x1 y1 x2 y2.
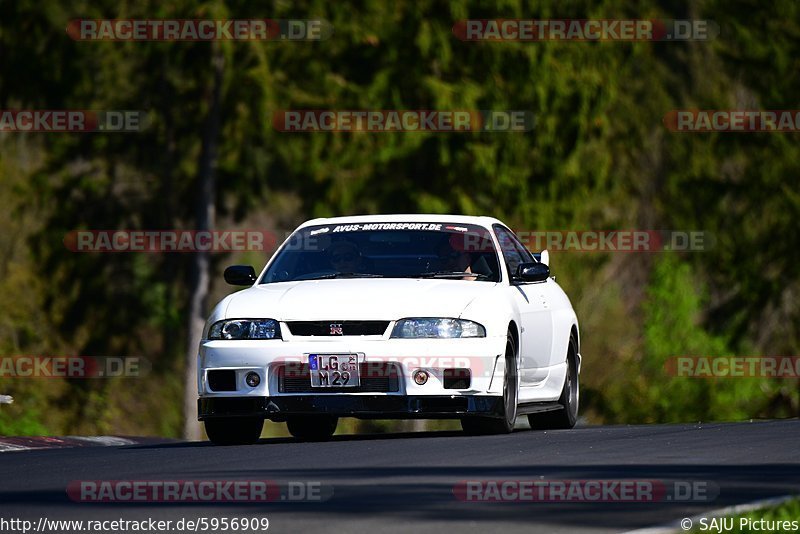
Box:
516 402 563 415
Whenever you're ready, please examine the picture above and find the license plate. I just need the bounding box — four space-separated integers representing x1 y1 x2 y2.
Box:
309 354 360 387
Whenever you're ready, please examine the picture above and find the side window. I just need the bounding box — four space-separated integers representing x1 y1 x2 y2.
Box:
508 230 534 263
493 225 526 276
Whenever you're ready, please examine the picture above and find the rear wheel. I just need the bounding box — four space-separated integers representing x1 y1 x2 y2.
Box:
461 333 518 435
204 417 264 445
528 334 579 430
287 415 338 441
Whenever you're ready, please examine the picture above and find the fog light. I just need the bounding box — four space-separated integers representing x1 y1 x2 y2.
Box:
413 369 429 386
245 371 261 388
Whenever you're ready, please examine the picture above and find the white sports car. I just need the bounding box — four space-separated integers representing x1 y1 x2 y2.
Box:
197 214 581 444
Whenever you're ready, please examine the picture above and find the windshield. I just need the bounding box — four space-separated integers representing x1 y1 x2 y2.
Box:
260 222 501 283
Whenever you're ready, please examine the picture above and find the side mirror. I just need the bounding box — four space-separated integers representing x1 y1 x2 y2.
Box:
532 249 549 266
224 265 257 286
515 262 550 283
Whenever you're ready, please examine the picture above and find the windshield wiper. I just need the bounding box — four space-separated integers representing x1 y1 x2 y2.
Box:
409 271 490 280
302 272 384 280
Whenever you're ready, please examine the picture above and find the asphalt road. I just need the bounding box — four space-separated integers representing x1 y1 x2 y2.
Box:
1 420 798 534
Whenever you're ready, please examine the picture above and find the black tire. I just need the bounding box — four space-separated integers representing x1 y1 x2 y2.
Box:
461 332 518 435
528 335 579 430
204 417 264 445
287 415 338 441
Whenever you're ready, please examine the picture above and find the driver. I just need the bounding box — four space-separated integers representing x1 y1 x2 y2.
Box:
327 241 364 273
435 237 479 280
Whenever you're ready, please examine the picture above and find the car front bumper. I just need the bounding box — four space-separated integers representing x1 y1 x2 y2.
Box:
198 337 506 392
196 336 508 420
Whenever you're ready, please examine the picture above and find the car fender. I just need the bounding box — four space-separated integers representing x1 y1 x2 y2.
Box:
459 290 521 390
546 284 580 369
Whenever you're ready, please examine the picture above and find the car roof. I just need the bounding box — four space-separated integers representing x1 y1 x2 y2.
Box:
296 214 506 230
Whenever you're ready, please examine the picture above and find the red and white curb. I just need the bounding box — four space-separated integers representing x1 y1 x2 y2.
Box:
0 435 160 452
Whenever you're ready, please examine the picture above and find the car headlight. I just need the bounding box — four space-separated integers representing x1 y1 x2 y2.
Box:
208 319 281 340
390 318 486 338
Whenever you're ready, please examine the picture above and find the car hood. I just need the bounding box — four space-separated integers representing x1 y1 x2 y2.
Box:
223 278 498 321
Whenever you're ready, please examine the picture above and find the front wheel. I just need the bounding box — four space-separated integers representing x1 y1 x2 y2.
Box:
529 334 579 430
287 415 338 441
205 417 264 445
461 333 518 435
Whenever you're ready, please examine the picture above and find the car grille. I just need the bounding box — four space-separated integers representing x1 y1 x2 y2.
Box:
277 363 401 393
285 321 390 336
